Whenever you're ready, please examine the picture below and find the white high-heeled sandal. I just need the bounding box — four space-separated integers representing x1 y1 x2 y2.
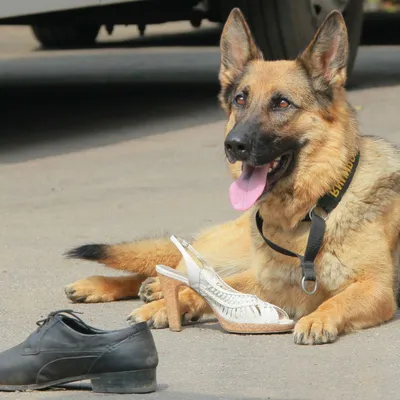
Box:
156 235 294 334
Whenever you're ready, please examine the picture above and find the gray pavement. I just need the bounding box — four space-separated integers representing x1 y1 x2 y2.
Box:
0 24 399 400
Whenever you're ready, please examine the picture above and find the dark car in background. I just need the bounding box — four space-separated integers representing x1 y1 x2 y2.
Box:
0 1 377 78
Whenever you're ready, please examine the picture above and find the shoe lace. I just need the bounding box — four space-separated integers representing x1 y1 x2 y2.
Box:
36 309 87 331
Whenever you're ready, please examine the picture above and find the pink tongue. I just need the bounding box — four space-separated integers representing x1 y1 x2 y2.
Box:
229 165 269 211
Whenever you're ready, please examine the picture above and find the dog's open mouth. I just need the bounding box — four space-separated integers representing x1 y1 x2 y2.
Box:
229 152 293 211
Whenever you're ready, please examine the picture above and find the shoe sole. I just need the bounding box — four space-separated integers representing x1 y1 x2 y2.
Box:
0 368 156 394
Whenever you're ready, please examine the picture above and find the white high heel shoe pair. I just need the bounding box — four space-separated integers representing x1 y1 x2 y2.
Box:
156 235 294 334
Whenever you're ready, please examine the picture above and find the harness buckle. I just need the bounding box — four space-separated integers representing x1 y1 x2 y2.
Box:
301 276 318 295
309 205 329 222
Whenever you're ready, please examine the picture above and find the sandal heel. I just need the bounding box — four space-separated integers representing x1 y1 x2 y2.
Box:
157 273 184 332
91 369 157 394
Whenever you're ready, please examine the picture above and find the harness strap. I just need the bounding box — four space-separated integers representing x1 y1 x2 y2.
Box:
255 210 325 294
255 152 360 295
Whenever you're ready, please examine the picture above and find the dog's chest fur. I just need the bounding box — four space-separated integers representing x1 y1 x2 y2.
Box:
251 223 350 293
252 136 400 300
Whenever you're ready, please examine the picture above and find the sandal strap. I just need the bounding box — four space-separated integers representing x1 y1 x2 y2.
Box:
169 235 291 324
169 235 205 291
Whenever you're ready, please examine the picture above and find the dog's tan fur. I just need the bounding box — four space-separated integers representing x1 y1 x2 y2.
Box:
65 9 400 344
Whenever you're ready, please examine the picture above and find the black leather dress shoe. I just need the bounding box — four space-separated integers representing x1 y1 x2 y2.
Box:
0 310 158 393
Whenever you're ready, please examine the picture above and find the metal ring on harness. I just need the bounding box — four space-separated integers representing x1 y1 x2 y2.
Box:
301 276 318 295
309 205 329 222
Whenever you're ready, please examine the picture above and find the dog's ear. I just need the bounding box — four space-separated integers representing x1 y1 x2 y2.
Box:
299 10 348 90
219 8 262 107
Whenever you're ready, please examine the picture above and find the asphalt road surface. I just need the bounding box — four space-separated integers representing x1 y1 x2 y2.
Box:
0 23 399 400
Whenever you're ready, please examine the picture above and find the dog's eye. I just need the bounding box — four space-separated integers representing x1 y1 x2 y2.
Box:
279 99 290 108
272 96 292 111
276 98 291 109
234 94 246 107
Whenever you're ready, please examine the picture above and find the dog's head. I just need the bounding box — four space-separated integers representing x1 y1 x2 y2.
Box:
220 9 356 214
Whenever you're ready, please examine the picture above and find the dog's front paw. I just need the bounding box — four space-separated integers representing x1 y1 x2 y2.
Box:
293 313 338 345
138 277 164 303
127 300 168 328
65 276 116 303
127 299 199 329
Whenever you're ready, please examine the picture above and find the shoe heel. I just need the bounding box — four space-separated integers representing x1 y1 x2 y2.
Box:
158 273 184 332
91 369 157 394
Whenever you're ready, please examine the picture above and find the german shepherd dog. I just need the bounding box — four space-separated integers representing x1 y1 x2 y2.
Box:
65 9 400 345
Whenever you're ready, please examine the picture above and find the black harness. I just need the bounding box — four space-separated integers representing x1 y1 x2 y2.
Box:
255 152 360 295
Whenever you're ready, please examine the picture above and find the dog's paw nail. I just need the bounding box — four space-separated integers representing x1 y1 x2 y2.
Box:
147 319 155 329
75 297 86 303
324 331 332 342
314 336 324 345
139 293 147 302
293 332 304 345
141 277 155 288
139 291 154 303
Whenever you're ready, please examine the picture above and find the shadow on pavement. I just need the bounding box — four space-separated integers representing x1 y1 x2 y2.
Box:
42 383 290 400
0 80 222 163
0 47 224 163
0 25 400 163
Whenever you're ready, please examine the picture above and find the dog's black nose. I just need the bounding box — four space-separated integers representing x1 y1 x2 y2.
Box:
224 133 251 162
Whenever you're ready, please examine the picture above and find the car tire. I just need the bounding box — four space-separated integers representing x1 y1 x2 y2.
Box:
31 24 100 49
220 0 364 79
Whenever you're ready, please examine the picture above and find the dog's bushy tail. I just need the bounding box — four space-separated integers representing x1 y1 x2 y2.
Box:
65 237 181 276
